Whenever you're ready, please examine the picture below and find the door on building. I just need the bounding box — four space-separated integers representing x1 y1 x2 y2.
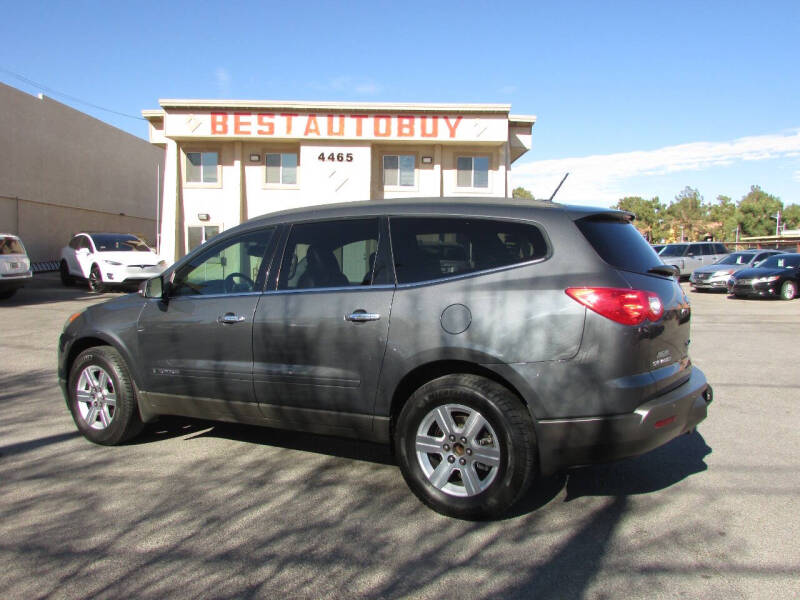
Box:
252 217 394 434
136 226 277 420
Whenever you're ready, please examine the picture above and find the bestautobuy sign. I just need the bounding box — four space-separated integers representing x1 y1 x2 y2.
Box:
164 111 508 142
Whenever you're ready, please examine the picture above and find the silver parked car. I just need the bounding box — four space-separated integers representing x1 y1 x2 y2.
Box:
689 249 783 292
659 242 729 278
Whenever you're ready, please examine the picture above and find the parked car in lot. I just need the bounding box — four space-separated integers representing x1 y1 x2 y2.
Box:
689 249 783 292
727 253 800 300
659 242 729 278
60 232 166 292
0 233 33 299
58 198 711 519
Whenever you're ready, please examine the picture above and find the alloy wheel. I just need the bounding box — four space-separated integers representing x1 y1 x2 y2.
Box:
75 365 117 429
415 403 501 497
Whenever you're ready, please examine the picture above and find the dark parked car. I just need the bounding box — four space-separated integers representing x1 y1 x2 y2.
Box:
58 198 711 519
727 253 800 300
689 249 783 292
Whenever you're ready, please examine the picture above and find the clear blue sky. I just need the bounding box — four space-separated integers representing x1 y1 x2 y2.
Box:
2 0 799 207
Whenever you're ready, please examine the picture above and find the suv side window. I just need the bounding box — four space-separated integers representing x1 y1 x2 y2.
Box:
714 243 727 254
389 217 548 284
278 218 382 290
69 236 82 250
170 227 275 296
700 244 714 256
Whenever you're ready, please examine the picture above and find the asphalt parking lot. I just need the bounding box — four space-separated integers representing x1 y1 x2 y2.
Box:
1 273 799 599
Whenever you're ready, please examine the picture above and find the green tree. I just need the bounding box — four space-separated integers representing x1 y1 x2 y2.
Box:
512 186 534 200
737 185 783 237
613 196 668 242
708 195 739 241
667 187 707 241
781 204 800 230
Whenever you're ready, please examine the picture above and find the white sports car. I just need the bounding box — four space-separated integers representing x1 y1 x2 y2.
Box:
60 232 166 292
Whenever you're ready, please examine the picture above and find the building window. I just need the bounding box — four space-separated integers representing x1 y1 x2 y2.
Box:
187 225 220 253
456 156 489 188
383 155 415 187
186 151 219 183
266 153 298 185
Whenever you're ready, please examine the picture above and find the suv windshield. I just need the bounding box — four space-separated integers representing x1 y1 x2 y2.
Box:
575 216 662 274
91 234 150 252
659 244 688 257
0 236 25 254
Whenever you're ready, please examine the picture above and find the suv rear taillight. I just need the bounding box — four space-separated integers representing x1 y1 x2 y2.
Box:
566 287 664 326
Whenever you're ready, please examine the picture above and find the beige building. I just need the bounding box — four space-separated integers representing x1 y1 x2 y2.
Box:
143 99 536 262
0 82 163 263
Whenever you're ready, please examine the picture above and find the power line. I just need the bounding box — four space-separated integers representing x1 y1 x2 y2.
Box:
0 66 145 121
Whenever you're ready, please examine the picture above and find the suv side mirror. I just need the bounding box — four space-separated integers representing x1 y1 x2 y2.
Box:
139 276 165 299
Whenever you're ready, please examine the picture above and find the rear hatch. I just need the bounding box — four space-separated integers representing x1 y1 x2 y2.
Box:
574 214 692 396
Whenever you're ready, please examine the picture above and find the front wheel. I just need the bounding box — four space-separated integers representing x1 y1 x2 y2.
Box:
780 280 796 301
395 374 537 519
67 346 143 445
88 264 105 293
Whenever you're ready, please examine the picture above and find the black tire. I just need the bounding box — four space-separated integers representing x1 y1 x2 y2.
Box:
780 280 796 301
395 374 537 519
67 346 143 445
0 288 16 299
88 264 105 293
60 260 75 286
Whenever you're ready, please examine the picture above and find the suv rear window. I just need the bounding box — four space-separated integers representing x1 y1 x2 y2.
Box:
575 216 662 274
390 217 548 284
0 237 25 255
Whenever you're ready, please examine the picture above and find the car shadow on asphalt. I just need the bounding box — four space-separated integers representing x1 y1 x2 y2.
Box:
139 418 712 518
137 417 396 466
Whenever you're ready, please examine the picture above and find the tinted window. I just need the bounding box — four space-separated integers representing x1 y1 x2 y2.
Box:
390 217 547 284
659 244 688 257
759 254 800 269
171 228 275 296
700 244 714 256
69 237 82 250
91 234 150 252
719 252 753 265
278 219 382 290
0 236 25 254
714 243 728 254
575 216 662 274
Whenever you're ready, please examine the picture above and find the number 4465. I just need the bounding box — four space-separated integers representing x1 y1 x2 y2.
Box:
318 152 353 162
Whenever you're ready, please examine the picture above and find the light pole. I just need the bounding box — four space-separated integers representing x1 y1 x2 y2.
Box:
771 211 781 236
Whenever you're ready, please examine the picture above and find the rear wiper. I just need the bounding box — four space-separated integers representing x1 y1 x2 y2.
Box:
648 264 680 278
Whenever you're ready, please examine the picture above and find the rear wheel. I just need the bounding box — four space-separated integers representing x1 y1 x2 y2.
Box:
395 374 537 519
67 346 143 445
60 260 75 286
0 289 16 299
780 280 796 301
88 264 105 293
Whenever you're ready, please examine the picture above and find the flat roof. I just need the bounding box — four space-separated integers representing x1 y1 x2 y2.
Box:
154 99 515 113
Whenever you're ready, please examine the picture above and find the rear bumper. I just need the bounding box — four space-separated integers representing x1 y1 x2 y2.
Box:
536 368 711 475
0 271 33 290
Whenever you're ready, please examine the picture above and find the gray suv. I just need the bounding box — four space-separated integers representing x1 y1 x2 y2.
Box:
58 198 711 519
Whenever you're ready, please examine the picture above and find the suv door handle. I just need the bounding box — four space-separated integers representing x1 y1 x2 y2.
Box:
345 310 381 322
218 313 246 324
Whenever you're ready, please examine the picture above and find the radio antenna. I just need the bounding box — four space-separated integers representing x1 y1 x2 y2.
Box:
548 172 569 202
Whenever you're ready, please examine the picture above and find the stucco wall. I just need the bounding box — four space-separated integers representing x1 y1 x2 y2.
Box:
0 82 163 262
